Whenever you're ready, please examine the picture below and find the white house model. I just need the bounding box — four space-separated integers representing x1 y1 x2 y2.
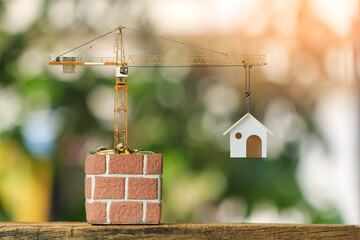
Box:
223 113 273 158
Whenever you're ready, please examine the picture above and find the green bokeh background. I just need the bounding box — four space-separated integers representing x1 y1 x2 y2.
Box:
0 0 358 224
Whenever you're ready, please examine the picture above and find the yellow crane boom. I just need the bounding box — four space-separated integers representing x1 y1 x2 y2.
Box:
48 25 266 149
48 54 266 66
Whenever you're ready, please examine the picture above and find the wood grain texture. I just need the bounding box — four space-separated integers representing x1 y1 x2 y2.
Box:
0 222 358 239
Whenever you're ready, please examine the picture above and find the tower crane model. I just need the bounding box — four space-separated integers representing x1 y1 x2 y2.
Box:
49 25 266 149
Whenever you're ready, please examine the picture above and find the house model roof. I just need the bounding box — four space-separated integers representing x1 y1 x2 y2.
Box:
223 113 274 136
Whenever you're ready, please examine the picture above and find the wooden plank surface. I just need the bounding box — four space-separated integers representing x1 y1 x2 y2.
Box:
0 222 358 239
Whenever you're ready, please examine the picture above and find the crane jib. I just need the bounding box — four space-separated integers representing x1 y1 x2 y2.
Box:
48 55 267 66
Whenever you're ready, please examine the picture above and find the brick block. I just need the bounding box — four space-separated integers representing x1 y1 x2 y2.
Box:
94 177 125 199
85 154 106 175
110 202 142 224
145 202 161 224
128 177 158 200
109 154 143 174
146 154 163 175
85 153 163 225
85 177 92 199
85 202 107 224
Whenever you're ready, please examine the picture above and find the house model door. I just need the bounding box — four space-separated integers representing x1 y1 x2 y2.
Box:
246 135 262 158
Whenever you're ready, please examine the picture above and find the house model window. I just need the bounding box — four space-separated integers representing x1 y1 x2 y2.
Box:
235 132 242 139
223 113 273 158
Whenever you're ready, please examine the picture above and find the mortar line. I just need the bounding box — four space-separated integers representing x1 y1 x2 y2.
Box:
87 174 160 178
91 176 95 199
105 155 109 175
86 199 160 203
143 155 147 174
158 177 161 201
142 201 147 222
124 177 128 200
106 201 111 224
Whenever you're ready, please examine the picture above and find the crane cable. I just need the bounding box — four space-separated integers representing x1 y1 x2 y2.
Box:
56 26 229 59
56 28 118 58
123 26 229 56
244 65 252 113
76 37 105 57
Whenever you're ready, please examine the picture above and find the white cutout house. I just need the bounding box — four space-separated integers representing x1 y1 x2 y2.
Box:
223 113 273 158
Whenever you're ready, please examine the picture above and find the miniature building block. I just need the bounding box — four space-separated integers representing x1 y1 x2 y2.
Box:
145 154 163 175
85 177 92 199
94 177 125 200
109 202 143 224
109 154 143 174
85 155 106 174
85 202 107 224
145 202 161 224
85 154 163 224
127 178 158 199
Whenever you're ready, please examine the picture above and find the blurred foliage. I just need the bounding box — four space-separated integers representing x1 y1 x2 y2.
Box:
0 0 350 224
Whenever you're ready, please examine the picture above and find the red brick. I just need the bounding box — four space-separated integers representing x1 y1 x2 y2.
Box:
146 154 163 175
109 154 143 174
85 202 107 224
85 154 106 175
145 202 161 224
94 177 125 199
128 177 158 200
109 202 142 224
85 177 92 199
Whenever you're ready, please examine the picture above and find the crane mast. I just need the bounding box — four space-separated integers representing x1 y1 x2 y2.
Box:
114 26 129 148
48 25 267 149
